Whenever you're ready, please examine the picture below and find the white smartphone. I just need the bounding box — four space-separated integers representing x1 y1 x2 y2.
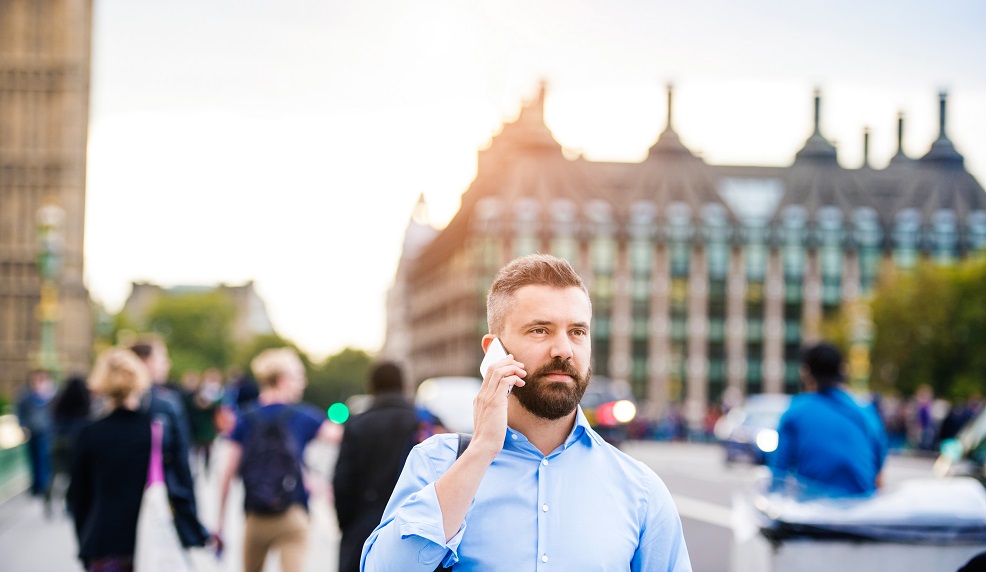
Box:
480 338 508 378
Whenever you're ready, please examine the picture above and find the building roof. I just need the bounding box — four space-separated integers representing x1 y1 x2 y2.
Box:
411 83 986 266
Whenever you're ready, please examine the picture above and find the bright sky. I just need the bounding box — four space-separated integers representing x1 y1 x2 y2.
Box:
84 0 986 361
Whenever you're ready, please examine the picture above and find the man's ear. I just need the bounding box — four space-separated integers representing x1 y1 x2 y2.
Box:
481 334 495 352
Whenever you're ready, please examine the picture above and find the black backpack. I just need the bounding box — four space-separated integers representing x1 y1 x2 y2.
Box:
239 407 303 514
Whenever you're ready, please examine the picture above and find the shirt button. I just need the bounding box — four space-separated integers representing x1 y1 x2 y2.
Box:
542 504 549 512
542 555 549 563
511 433 518 440
541 458 548 466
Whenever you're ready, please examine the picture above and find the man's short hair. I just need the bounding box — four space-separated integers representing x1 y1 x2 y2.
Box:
369 361 404 395
486 254 589 335
801 342 845 389
251 347 302 388
89 347 151 406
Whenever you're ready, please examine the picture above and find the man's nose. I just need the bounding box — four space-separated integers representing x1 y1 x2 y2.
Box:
549 332 574 361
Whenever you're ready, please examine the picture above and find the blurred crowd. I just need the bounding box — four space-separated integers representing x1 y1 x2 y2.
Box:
615 384 981 457
13 354 260 518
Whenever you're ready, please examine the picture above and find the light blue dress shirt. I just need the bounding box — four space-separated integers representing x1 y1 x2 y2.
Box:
361 407 692 571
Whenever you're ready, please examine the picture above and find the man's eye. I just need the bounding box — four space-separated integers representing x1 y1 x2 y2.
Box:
571 329 587 337
531 328 548 334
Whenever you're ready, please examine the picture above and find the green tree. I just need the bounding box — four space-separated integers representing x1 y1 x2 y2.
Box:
862 257 986 399
305 347 373 411
145 291 237 377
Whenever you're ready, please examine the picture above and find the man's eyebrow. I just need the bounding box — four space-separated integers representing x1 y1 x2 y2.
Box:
520 320 554 329
520 320 590 330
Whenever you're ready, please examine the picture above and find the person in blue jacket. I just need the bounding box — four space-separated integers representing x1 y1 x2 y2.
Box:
771 342 888 498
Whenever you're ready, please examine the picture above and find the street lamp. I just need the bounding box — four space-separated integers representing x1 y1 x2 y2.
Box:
35 201 65 378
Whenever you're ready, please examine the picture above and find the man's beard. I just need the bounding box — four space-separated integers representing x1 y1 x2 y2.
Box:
512 357 591 420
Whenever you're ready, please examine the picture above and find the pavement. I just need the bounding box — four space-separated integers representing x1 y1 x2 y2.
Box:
0 439 343 572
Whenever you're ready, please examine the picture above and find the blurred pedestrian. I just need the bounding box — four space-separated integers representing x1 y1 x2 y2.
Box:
184 368 223 475
68 348 153 571
771 342 888 497
130 335 210 549
50 374 92 513
332 361 419 572
225 365 260 412
216 347 340 572
911 384 939 451
16 369 55 506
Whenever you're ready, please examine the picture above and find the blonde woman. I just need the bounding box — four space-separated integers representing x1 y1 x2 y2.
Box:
68 348 153 572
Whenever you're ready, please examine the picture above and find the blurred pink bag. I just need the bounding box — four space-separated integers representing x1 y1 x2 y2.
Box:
134 421 192 572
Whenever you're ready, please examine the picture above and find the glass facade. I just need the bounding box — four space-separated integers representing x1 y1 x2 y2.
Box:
513 197 541 257
742 220 768 394
853 207 882 293
629 201 656 398
703 204 729 403
549 198 579 264
588 200 616 377
666 202 692 397
779 206 806 392
892 209 921 269
930 209 958 264
817 206 844 313
970 211 986 254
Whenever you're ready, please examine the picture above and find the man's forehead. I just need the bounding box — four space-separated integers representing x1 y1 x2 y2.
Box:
505 284 591 322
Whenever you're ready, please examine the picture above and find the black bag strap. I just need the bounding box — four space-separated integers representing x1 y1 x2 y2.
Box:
455 432 472 459
435 432 473 572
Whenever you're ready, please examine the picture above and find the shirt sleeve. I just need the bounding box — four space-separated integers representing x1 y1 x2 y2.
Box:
361 436 465 572
631 470 693 572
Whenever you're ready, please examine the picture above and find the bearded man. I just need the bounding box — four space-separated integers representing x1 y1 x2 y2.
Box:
362 254 691 572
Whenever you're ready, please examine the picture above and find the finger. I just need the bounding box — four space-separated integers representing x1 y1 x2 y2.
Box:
479 354 512 391
482 358 524 393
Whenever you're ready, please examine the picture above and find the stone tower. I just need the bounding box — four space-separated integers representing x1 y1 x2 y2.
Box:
0 0 94 397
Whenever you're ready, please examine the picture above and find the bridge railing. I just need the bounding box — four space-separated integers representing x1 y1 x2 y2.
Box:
0 414 28 504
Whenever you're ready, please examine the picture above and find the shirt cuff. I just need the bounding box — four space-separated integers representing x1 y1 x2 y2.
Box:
397 482 466 566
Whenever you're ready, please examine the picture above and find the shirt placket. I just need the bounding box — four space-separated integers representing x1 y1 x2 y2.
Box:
536 454 551 568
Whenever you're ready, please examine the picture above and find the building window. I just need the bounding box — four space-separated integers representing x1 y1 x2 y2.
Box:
550 198 579 263
630 239 652 273
893 209 921 269
854 207 882 293
550 237 578 263
967 211 986 253
931 209 957 264
591 237 617 275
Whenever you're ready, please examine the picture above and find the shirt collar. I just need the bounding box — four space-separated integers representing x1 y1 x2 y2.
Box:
570 406 599 448
503 406 597 452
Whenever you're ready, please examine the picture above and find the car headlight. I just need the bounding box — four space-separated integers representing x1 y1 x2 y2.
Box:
612 400 636 424
755 428 779 453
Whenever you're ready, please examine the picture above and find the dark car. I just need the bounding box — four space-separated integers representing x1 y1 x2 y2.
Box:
580 377 637 447
714 393 791 465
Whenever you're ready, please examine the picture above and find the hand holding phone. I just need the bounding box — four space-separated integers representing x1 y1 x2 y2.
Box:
480 338 509 378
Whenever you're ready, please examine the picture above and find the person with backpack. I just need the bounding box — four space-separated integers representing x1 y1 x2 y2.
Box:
332 361 421 572
216 347 339 572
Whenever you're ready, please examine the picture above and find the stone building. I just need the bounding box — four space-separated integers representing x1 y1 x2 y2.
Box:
120 281 276 346
0 0 94 397
387 84 986 422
